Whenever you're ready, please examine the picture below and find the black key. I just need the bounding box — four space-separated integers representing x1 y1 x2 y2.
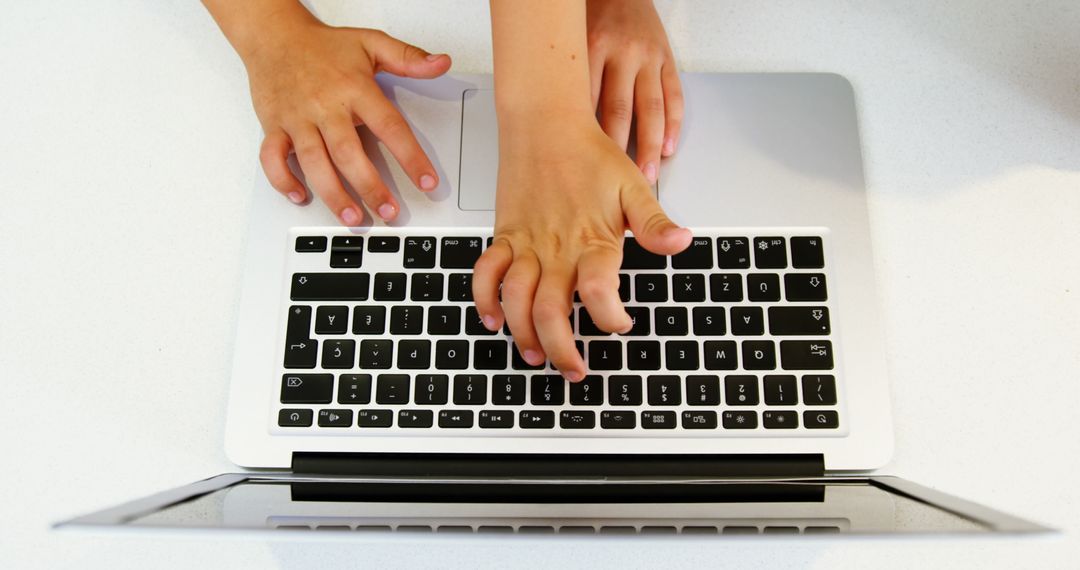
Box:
626 341 661 370
375 374 410 404
742 340 776 370
802 375 837 405
790 236 825 269
693 307 726 336
512 344 544 370
427 306 461 335
569 375 604 405
318 409 353 428
321 339 356 369
753 237 787 269
747 274 781 302
389 306 423 335
357 409 393 428
479 409 515 428
730 307 765 335
608 375 643 406
454 374 488 405
338 374 372 404
434 339 469 370
654 307 688 336
763 375 798 405
448 273 474 302
716 237 750 269
284 306 316 368
415 374 449 405
710 274 744 302
520 410 556 429
473 340 509 370
373 273 407 301
314 305 349 335
664 341 699 370
621 237 666 269
763 410 799 429
704 341 739 370
641 411 677 429
600 410 636 429
577 308 612 337
352 306 386 335
280 373 333 404
465 306 497 335
588 341 622 370
367 236 400 253
410 273 444 302
780 341 834 370
439 410 474 428
647 375 681 405
398 409 434 428
403 236 437 268
331 236 364 252
671 237 713 269
359 339 393 369
624 306 650 335
769 307 830 335
685 375 720 405
278 408 313 427
725 375 760 405
397 339 431 369
286 305 312 344
722 410 758 429
440 237 484 269
804 410 840 429
530 375 565 405
560 410 596 429
619 274 631 302
784 273 828 302
330 252 363 268
291 273 370 301
295 236 327 253
492 374 526 405
635 274 668 302
672 274 707 302
682 411 718 429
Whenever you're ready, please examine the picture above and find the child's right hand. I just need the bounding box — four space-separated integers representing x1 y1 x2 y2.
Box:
242 20 451 225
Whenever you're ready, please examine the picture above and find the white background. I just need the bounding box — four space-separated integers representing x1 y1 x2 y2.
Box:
2 1 1078 568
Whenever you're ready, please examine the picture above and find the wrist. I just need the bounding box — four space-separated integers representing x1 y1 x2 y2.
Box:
216 2 322 64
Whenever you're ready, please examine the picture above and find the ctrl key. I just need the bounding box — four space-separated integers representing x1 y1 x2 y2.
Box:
278 409 313 427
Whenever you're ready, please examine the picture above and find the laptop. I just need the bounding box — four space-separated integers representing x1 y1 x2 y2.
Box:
57 73 1049 536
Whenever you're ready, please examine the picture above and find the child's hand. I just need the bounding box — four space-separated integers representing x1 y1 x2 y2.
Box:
244 21 451 224
587 0 683 184
472 113 692 381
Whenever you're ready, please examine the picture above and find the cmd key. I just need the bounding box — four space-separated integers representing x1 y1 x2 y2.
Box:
440 237 484 269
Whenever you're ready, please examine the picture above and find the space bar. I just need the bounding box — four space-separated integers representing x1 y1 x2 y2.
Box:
290 273 370 301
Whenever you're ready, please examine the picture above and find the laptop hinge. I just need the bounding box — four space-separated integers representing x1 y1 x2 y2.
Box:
291 452 824 478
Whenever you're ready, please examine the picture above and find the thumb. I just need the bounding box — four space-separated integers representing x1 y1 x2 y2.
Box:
622 183 693 255
363 30 452 79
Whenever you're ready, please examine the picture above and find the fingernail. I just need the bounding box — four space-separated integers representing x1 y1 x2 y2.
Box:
523 349 544 366
564 370 583 383
482 315 498 331
662 138 675 156
377 203 396 221
341 207 360 226
643 162 657 184
425 53 443 62
287 191 304 204
419 174 437 190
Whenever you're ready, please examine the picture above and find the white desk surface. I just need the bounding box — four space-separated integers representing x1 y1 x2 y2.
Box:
2 1 1078 568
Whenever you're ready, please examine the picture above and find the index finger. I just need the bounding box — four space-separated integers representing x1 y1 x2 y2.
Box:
576 244 633 334
532 262 585 381
356 84 439 192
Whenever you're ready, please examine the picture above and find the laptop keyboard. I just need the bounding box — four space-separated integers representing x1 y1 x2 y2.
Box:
275 227 844 436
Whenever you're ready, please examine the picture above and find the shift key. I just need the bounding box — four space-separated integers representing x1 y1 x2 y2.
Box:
290 273 370 301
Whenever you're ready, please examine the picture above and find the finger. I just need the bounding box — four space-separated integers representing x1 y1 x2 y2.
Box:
500 251 545 366
576 244 633 334
622 182 693 255
532 262 585 381
660 63 684 157
259 130 306 204
598 61 636 150
355 84 439 192
290 125 365 226
472 240 513 332
319 116 399 221
589 48 606 111
634 66 665 184
360 29 453 79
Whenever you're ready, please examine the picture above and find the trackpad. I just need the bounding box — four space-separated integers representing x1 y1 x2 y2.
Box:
458 89 499 211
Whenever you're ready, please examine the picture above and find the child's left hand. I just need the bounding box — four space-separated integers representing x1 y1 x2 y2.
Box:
587 0 683 184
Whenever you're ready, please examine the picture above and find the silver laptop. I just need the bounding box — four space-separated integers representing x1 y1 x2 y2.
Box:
57 73 1048 536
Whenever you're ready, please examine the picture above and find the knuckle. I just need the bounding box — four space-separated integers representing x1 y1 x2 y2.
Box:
578 275 617 302
373 112 410 138
603 98 633 122
293 141 324 164
641 210 671 234
640 96 664 114
532 299 567 323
